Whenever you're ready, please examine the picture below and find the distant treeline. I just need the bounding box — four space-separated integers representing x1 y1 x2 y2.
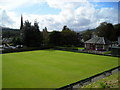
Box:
2 27 20 38
2 21 120 48
20 20 80 47
82 22 120 42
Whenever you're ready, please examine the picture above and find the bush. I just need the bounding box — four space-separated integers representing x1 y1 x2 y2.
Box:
54 46 78 51
2 46 52 54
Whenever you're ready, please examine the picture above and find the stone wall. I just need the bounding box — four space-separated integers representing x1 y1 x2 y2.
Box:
57 66 120 90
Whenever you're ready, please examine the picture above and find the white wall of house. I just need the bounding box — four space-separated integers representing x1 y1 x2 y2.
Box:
85 44 90 49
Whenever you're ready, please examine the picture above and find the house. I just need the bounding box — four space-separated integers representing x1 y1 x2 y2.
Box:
2 38 13 49
84 37 111 51
111 36 120 57
118 36 120 46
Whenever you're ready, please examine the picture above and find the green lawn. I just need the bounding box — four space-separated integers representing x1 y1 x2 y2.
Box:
2 50 119 88
77 47 84 49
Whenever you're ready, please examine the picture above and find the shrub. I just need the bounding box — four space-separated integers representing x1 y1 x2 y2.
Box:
2 46 52 54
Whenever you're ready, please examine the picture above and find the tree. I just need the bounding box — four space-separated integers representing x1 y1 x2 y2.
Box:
12 37 22 46
62 25 69 31
96 22 115 41
42 27 49 46
61 26 79 46
107 23 116 41
49 31 62 46
114 24 120 38
22 20 42 47
83 29 92 41
22 20 32 47
32 20 43 47
20 15 23 30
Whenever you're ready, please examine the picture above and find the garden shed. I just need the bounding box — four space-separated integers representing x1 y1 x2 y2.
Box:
84 37 111 51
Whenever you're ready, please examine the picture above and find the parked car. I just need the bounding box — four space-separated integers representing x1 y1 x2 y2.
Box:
16 45 23 48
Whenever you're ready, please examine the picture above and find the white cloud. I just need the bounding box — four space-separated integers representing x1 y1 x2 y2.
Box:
0 0 118 31
0 10 14 27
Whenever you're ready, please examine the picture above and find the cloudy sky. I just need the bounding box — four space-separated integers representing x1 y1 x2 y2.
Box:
0 0 119 31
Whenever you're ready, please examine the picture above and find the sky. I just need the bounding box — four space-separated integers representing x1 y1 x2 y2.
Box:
0 0 119 31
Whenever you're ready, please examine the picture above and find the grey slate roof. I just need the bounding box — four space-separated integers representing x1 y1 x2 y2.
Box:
85 37 111 45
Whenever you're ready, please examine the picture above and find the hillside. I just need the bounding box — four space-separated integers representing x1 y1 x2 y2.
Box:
1 26 20 38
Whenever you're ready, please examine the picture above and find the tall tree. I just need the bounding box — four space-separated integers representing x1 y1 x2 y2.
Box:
96 22 115 41
32 20 42 47
114 24 120 37
61 26 79 46
107 23 116 41
22 20 42 47
22 20 32 47
42 27 49 46
20 14 23 30
20 14 24 42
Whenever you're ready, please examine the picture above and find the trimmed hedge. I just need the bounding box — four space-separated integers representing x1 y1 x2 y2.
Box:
54 46 78 51
2 46 53 54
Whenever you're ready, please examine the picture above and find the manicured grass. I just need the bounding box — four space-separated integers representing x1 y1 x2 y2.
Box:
2 50 118 88
82 72 119 88
103 51 111 55
77 47 84 49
